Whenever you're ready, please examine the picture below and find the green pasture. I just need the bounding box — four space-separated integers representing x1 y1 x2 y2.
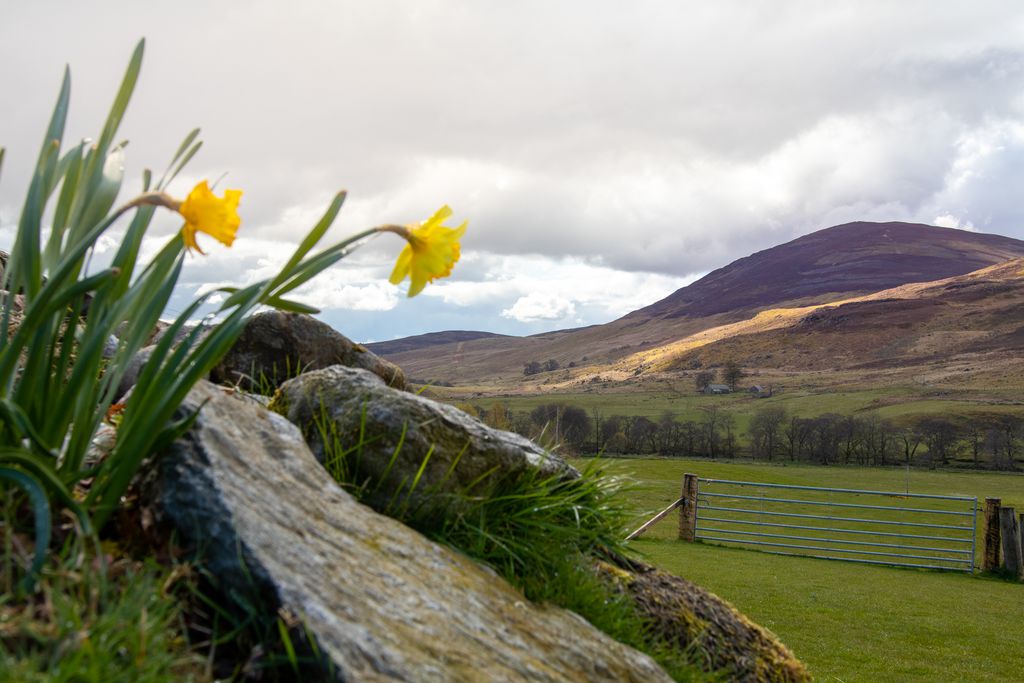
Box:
608 458 1024 682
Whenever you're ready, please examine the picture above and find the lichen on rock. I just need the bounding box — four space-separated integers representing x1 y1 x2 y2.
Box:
271 365 577 512
597 554 812 683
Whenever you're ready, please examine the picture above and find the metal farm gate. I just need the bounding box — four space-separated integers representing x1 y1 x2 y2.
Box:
693 478 977 572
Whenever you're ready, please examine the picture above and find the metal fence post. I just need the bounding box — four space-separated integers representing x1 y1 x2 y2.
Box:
679 473 698 541
983 498 1001 572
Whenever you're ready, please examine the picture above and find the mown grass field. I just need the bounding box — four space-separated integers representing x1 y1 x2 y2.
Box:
604 457 1024 683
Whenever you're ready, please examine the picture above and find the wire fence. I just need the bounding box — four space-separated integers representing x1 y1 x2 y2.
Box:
694 478 977 572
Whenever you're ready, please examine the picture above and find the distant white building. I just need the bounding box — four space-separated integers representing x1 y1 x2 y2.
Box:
703 384 732 395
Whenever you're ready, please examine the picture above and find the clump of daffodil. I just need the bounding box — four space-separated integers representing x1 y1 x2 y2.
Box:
379 205 467 297
124 179 242 254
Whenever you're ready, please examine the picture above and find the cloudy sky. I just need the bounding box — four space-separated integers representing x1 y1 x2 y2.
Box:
2 2 1024 342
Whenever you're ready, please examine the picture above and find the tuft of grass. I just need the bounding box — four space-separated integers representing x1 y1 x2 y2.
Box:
179 560 331 682
244 357 309 397
422 462 631 588
0 547 203 683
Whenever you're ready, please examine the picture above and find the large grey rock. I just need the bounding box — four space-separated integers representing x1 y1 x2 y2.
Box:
147 381 671 682
271 366 577 512
210 311 406 391
115 345 154 400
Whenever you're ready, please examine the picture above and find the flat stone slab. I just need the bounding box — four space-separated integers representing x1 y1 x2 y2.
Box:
147 381 671 682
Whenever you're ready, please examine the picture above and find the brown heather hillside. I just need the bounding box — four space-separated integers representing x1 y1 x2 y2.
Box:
618 258 1024 389
369 222 1024 388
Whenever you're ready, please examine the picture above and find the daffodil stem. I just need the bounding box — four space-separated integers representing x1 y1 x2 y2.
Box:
374 224 413 241
117 192 181 215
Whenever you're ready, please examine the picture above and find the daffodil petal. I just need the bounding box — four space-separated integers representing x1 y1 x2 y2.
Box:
388 206 466 297
389 244 413 284
181 223 205 255
421 205 453 229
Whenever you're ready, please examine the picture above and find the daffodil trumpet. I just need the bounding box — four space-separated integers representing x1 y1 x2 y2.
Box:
120 180 241 254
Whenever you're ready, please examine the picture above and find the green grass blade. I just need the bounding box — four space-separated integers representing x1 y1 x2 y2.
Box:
158 140 203 190
156 127 200 189
267 192 347 290
37 67 71 168
0 399 59 457
46 141 87 269
10 140 60 301
277 619 301 676
95 40 143 153
0 466 51 592
0 266 119 387
270 225 378 298
262 296 320 314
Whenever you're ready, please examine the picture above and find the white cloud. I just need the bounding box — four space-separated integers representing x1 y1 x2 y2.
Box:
933 213 975 231
428 252 694 318
295 279 399 312
502 293 576 323
3 2 1024 340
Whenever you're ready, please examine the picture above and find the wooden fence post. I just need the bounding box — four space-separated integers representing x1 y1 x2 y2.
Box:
1020 512 1024 578
983 498 1001 572
678 473 699 541
999 507 1022 577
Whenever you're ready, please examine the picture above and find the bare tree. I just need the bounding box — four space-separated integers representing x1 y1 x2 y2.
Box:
722 360 744 390
700 405 722 456
749 407 787 461
898 425 925 468
917 417 959 468
784 416 811 461
720 413 737 458
694 370 715 392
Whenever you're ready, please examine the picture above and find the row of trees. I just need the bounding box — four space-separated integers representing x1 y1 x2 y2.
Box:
466 401 1024 470
747 409 1021 469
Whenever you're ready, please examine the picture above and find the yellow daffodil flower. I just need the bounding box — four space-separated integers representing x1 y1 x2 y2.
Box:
177 180 242 254
387 205 467 297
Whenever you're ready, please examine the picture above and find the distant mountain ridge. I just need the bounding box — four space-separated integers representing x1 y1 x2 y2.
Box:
367 330 510 356
370 221 1024 384
628 221 1024 320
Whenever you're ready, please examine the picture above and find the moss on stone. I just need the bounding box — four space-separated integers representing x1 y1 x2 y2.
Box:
265 388 289 417
600 554 811 683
